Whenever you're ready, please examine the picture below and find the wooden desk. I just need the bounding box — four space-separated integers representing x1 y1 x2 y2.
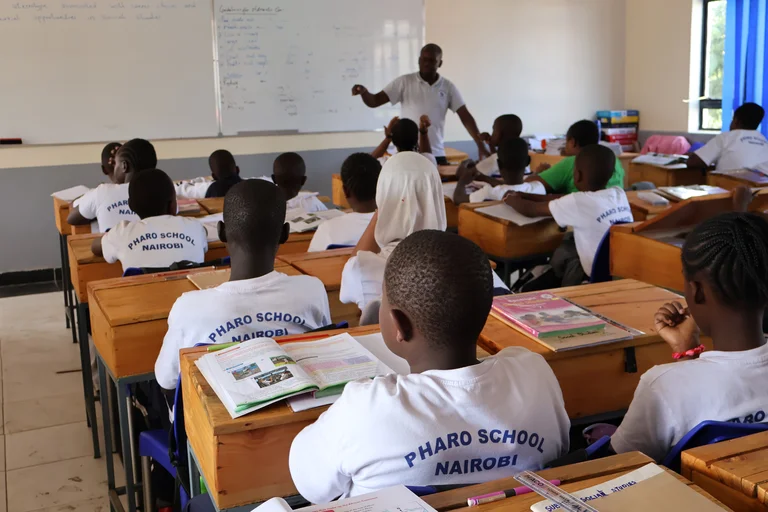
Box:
682 430 768 511
479 280 704 420
444 146 469 164
611 190 768 291
425 452 726 512
277 248 360 326
708 168 768 190
627 162 704 188
457 202 564 261
182 325 492 510
626 190 672 221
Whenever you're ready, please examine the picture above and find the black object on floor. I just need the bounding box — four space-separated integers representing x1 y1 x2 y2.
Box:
0 280 60 298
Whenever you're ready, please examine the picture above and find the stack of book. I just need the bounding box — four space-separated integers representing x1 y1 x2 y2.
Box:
597 110 639 152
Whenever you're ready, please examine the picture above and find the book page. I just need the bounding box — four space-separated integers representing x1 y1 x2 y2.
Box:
476 203 550 226
287 209 345 233
282 332 394 391
195 213 223 242
300 485 436 512
51 185 90 201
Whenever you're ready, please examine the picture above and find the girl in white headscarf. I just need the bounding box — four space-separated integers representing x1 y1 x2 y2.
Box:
340 152 446 310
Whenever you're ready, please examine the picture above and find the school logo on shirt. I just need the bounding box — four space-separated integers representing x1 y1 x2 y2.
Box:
106 200 134 216
404 428 547 476
595 205 632 224
207 313 308 342
127 232 197 251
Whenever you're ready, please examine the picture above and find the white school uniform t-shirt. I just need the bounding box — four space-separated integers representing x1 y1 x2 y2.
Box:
379 152 439 168
101 215 208 273
548 187 633 275
612 343 768 462
289 347 570 503
174 177 211 199
469 181 546 203
74 183 139 233
383 73 465 157
155 271 331 389
287 192 328 213
308 212 375 252
695 129 768 171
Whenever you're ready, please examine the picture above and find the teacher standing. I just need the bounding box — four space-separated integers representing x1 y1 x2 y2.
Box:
352 44 489 165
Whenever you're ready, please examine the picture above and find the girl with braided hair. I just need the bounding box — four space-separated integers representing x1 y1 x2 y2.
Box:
611 212 768 462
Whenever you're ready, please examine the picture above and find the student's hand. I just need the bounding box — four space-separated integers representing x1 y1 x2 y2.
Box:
456 159 478 184
503 192 526 212
351 84 368 96
384 116 400 138
480 132 491 144
654 301 701 354
732 185 754 212
535 163 551 173
419 115 431 133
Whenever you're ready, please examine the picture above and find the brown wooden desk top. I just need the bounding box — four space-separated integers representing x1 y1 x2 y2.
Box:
276 248 353 291
681 430 768 509
444 146 469 163
426 453 725 512
625 190 672 220
707 168 768 190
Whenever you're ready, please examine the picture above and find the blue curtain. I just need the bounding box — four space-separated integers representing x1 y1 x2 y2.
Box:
722 0 768 134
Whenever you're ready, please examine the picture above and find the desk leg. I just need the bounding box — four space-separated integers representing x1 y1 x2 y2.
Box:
116 380 137 512
76 302 101 458
98 358 116 490
63 235 78 344
59 234 73 332
188 441 201 498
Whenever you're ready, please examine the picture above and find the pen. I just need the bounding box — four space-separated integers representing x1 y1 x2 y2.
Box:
467 480 562 506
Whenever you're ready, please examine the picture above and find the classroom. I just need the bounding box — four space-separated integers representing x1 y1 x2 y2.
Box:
1 0 768 511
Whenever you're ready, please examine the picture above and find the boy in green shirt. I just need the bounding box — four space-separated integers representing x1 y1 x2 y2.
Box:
527 120 625 194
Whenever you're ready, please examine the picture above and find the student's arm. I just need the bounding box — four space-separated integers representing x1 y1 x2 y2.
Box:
503 193 553 217
67 206 91 226
456 106 490 160
653 301 701 357
91 237 103 257
452 160 477 205
419 115 432 154
154 302 187 390
371 117 399 159
351 85 390 108
524 174 555 194
68 188 98 225
351 211 378 256
688 135 722 169
525 158 574 194
686 152 709 170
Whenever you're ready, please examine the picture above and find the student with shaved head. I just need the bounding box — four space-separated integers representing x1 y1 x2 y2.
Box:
272 152 328 212
154 179 330 390
352 43 489 164
174 149 243 199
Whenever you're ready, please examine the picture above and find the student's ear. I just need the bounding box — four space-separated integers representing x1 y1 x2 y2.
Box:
235 166 240 176
573 167 583 183
101 165 110 177
342 184 352 199
168 197 178 216
691 280 707 305
390 307 415 342
217 221 227 243
300 176 307 187
279 222 289 245
525 154 531 167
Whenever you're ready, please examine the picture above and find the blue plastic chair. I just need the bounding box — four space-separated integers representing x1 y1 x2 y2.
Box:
326 244 353 250
123 267 144 277
662 420 768 473
590 222 629 283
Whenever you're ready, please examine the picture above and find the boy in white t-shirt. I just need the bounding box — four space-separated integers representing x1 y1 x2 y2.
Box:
308 153 381 252
505 144 633 285
372 116 439 168
272 152 328 213
68 138 157 232
689 102 768 172
92 169 208 272
453 138 544 205
290 230 569 503
612 212 768 462
154 179 331 390
174 149 243 199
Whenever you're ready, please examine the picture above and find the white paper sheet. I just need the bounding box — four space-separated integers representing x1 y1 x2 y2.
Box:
298 485 437 512
51 185 89 201
476 203 551 226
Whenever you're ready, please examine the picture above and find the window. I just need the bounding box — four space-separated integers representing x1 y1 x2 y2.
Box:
699 0 726 130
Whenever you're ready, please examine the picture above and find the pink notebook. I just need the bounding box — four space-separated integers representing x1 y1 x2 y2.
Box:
491 293 606 338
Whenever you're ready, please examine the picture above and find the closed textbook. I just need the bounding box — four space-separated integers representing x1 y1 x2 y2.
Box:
491 293 605 338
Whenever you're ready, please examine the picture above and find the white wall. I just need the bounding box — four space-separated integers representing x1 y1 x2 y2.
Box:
625 0 694 131
0 0 628 170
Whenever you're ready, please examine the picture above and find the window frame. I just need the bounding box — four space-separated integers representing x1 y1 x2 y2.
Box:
699 0 724 131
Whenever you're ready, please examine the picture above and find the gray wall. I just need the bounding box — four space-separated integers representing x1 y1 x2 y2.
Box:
0 140 479 275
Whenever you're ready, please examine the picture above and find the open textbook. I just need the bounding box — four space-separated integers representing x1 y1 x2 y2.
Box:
196 333 394 418
252 486 437 512
287 208 345 233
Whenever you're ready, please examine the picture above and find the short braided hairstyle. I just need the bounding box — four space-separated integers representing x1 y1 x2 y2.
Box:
116 138 157 172
682 212 768 307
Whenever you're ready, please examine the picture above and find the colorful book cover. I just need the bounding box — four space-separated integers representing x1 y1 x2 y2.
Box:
491 293 606 338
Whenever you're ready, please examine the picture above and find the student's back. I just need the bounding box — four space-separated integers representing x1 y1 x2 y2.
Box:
99 169 208 272
154 180 330 390
692 102 768 171
73 139 157 232
174 150 243 199
309 153 380 252
290 231 569 502
612 212 768 461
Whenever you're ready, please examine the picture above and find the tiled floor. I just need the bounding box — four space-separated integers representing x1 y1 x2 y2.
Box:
0 291 117 512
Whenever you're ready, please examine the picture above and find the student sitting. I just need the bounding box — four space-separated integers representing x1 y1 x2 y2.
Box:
372 116 438 167
476 114 523 176
175 149 243 199
611 212 768 462
68 138 157 232
290 230 570 503
154 179 331 390
272 152 328 212
505 145 633 285
527 120 625 195
339 152 447 310
688 102 768 171
453 138 544 205
91 168 208 272
308 153 381 252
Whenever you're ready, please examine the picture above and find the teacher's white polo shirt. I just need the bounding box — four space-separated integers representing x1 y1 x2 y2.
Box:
383 72 465 158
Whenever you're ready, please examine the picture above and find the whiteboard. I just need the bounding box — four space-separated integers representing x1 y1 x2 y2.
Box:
0 0 218 144
214 0 424 135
